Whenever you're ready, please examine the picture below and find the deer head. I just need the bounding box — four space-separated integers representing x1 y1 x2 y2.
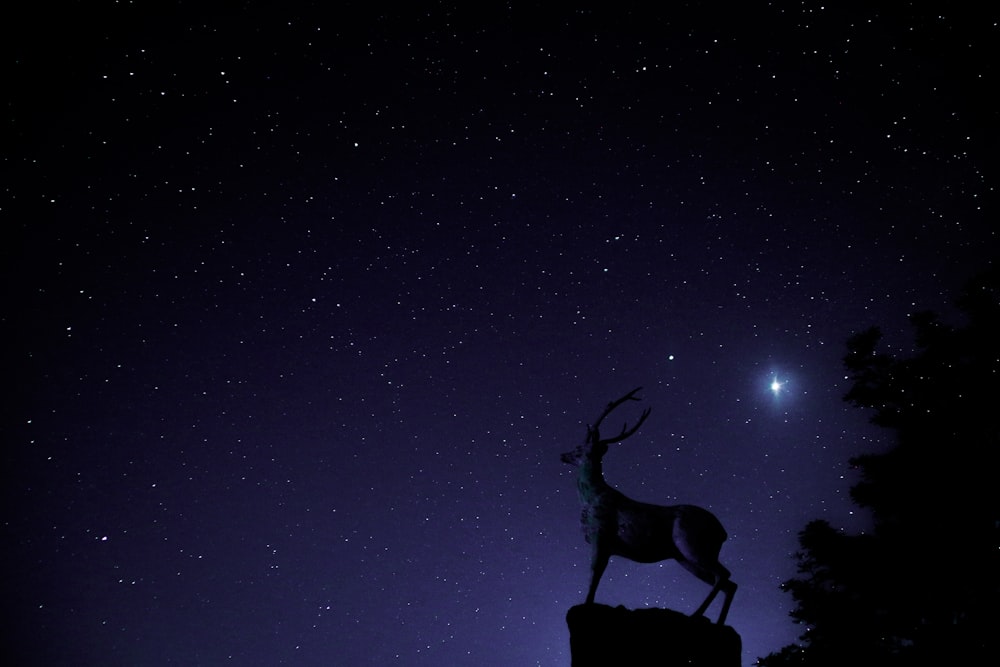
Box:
561 386 651 465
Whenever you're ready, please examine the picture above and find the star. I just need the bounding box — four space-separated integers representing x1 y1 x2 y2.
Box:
770 377 784 396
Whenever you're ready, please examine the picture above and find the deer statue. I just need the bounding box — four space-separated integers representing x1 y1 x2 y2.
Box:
561 387 737 624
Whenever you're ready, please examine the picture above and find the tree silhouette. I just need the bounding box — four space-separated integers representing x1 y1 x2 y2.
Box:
759 266 1000 666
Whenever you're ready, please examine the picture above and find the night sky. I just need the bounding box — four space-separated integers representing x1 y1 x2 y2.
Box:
4 3 996 665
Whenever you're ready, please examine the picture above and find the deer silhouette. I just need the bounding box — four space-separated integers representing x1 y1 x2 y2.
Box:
561 387 736 624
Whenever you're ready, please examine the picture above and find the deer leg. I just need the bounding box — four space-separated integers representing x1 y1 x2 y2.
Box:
586 546 610 604
693 582 721 617
678 556 734 622
693 577 736 624
716 580 737 625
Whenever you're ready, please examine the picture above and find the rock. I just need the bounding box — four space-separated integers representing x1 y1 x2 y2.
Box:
566 604 741 666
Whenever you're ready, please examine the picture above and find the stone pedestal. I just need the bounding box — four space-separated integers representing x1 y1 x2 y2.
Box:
566 604 741 666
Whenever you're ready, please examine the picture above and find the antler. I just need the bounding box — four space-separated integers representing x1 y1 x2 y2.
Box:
591 386 651 445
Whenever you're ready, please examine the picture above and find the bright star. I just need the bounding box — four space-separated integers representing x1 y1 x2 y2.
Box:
770 377 783 395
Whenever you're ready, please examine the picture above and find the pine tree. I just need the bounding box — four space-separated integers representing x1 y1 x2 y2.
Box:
759 266 1000 666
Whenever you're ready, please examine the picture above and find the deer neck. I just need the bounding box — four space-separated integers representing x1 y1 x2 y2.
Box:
576 456 610 502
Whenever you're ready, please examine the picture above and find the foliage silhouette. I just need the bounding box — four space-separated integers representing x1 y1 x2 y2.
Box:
758 265 999 666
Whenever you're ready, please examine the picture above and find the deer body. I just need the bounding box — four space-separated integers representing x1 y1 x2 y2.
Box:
562 388 736 624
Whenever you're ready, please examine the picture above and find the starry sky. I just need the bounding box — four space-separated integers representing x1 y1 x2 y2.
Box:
4 3 996 665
